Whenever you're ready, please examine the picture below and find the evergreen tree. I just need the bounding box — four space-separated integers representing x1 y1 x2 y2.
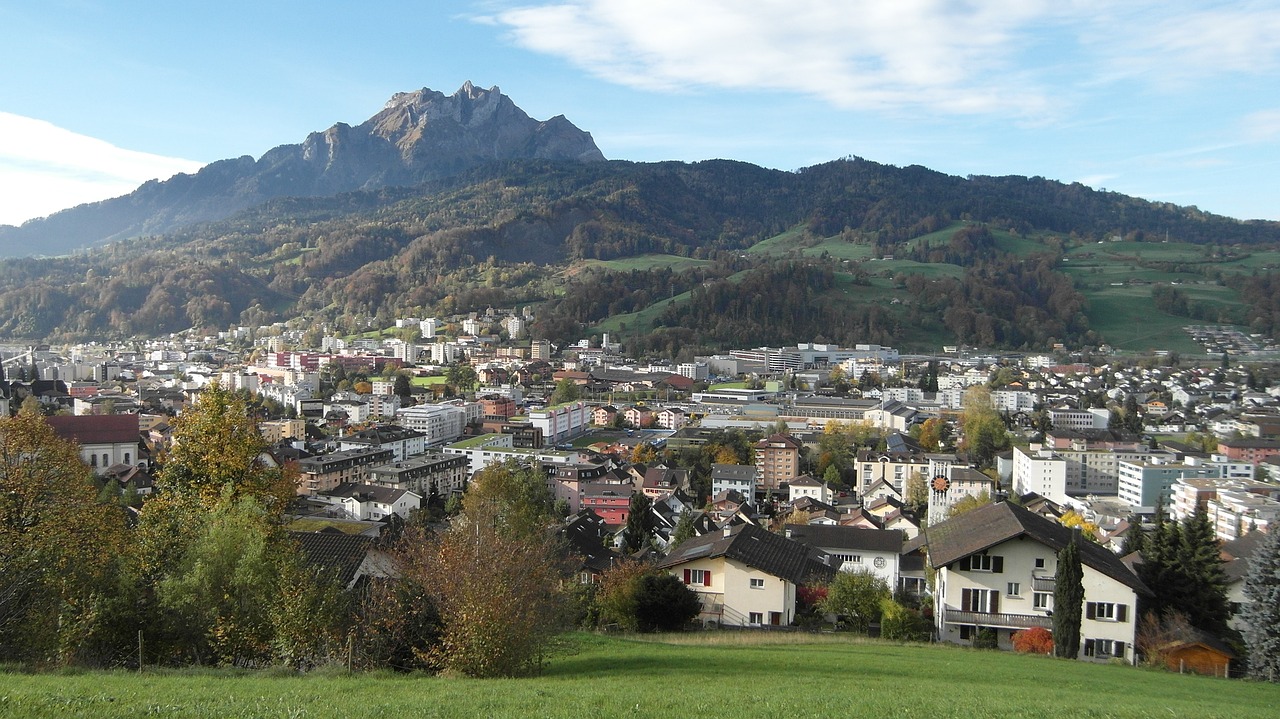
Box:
623 492 653 553
1053 535 1084 659
670 509 696 549
1242 526 1280 681
393 373 412 399
1174 505 1230 632
1119 513 1145 557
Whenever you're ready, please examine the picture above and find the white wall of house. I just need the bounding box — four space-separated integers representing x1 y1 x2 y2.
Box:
937 537 1139 663
672 555 795 627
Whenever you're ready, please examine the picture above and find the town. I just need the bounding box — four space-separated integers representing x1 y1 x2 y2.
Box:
4 309 1280 679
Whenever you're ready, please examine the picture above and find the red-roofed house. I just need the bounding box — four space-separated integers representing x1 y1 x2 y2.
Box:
47 414 143 474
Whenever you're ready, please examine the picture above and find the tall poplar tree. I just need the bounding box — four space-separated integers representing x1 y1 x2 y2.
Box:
1053 535 1084 659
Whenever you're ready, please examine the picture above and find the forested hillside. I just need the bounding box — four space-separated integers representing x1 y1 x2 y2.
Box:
1 156 1278 352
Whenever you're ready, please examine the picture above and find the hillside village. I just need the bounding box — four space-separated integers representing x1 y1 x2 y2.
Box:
4 310 1280 676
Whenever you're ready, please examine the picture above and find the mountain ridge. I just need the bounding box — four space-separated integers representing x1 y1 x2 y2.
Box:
0 83 604 257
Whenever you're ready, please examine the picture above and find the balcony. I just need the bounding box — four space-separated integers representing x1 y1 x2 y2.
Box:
943 606 1052 630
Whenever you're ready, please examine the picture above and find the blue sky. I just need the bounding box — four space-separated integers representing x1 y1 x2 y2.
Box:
2 0 1279 227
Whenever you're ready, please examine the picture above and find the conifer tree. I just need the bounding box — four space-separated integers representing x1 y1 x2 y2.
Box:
1053 535 1084 659
1174 504 1230 632
1119 513 1145 557
1242 527 1280 681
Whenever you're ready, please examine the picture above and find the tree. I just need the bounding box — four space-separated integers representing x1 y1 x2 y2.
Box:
393 373 413 399
0 408 128 664
445 363 477 395
463 459 555 541
1173 504 1230 632
391 512 568 676
947 490 993 519
549 378 581 405
631 442 659 465
1242 525 1280 681
1059 510 1101 541
155 382 295 515
156 494 287 666
960 386 1010 468
670 509 696 549
1053 536 1084 659
623 492 652 553
821 569 891 633
597 561 700 633
1119 514 1145 556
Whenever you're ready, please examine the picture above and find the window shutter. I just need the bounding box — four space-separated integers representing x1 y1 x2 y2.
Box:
1114 641 1126 658
990 592 999 614
684 569 691 584
959 556 971 571
1086 602 1096 620
992 556 1004 574
1117 604 1128 623
1084 639 1095 657
704 571 711 587
961 588 972 612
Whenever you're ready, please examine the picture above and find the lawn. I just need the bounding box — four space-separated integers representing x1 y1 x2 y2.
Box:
2 633 1276 718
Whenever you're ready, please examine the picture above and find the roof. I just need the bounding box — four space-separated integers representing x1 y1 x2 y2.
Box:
920 502 1150 595
321 483 417 505
656 523 834 585
291 531 374 588
784 524 904 553
47 413 140 445
755 433 802 450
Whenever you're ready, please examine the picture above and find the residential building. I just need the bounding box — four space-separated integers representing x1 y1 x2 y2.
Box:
917 501 1149 663
367 452 469 497
657 523 834 627
311 483 421 521
755 433 802 490
788 474 831 505
530 401 591 444
711 463 757 499
297 447 395 495
339 425 428 462
784 524 905 591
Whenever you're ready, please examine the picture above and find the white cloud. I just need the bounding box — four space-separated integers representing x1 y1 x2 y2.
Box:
1241 108 1280 142
0 112 204 226
488 0 1056 116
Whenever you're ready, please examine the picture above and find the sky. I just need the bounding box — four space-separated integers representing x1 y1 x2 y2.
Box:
2 0 1279 228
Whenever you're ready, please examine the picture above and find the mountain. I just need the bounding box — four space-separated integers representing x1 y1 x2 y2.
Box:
3 154 1280 353
0 82 604 258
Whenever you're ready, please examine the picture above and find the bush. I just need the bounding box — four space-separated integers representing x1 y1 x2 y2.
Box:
597 561 700 632
879 598 931 642
1012 627 1054 654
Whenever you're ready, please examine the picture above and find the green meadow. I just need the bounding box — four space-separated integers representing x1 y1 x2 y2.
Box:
2 633 1275 719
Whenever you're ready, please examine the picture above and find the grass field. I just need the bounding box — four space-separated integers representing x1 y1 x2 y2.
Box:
2 633 1276 718
580 254 713 271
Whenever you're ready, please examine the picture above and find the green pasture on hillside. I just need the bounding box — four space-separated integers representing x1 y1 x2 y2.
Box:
2 633 1276 718
581 254 713 271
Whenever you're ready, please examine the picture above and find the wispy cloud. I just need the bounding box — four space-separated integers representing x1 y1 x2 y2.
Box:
483 1 1280 121
0 112 203 226
484 0 1056 117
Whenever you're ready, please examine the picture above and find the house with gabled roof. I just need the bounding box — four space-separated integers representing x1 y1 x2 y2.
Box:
784 524 904 590
47 413 143 474
914 501 1150 663
657 523 833 627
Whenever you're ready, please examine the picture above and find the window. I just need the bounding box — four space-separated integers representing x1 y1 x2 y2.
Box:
102 454 109 467
1086 602 1128 622
961 553 1003 573
961 588 999 614
1084 639 1126 658
749 612 763 626
124 452 131 464
833 554 862 565
683 568 711 587
1034 557 1046 569
959 625 974 640
1034 592 1052 610
1006 582 1021 597
750 578 765 589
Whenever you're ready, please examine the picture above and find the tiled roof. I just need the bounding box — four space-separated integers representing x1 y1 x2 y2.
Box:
291 531 374 588
657 523 834 584
784 524 904 553
47 414 140 445
921 502 1150 594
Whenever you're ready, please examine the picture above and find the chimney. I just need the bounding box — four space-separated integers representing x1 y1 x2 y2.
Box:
723 526 732 538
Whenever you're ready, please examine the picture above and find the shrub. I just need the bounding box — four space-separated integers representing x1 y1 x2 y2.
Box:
1012 627 1054 654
